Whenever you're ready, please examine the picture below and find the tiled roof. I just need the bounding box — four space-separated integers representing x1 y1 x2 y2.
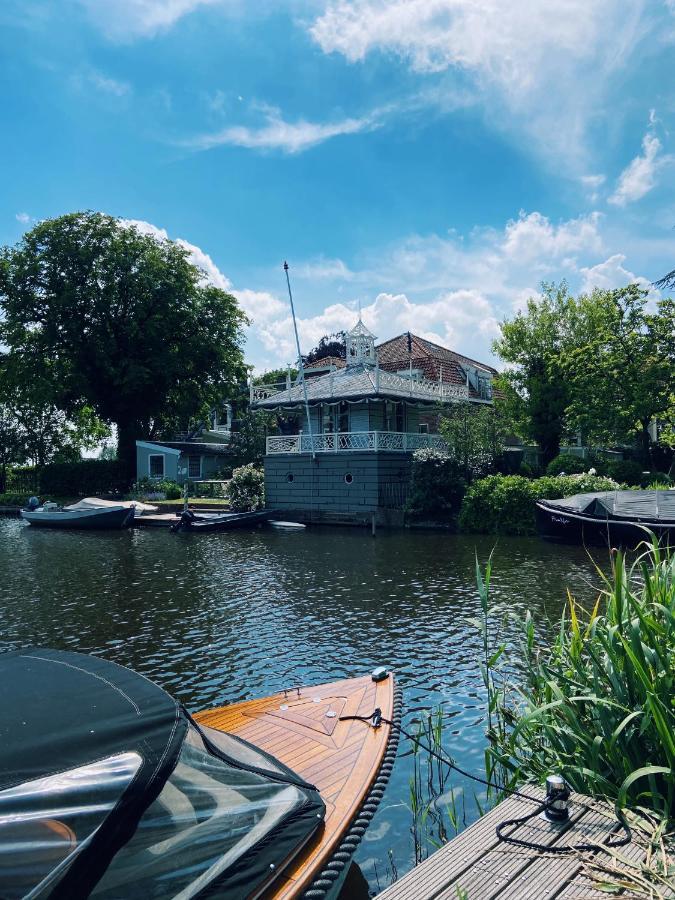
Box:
153 442 233 456
375 333 497 399
304 355 346 370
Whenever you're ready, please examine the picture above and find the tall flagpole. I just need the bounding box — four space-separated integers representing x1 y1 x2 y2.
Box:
284 261 315 459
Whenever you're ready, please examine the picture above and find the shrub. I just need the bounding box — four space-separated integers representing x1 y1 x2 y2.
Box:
459 472 621 535
546 453 588 476
605 459 643 486
162 481 182 500
480 541 675 819
226 464 264 511
406 448 466 520
640 471 672 489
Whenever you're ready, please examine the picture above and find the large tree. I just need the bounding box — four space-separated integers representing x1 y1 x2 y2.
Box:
492 282 579 464
0 213 248 477
562 285 674 463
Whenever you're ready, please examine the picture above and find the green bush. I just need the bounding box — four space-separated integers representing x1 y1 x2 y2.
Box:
605 459 643 486
546 453 588 475
406 448 466 520
39 460 130 496
640 472 673 488
480 541 675 819
162 481 182 500
226 464 264 511
459 472 621 535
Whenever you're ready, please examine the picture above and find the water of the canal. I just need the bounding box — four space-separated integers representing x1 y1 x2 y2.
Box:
0 517 609 895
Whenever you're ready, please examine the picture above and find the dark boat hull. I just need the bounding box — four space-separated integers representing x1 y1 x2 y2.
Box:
536 503 675 547
171 509 270 532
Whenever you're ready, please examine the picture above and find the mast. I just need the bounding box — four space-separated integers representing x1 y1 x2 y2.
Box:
284 261 315 459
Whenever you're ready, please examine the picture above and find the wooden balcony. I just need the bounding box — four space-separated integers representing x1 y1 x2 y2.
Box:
266 431 449 454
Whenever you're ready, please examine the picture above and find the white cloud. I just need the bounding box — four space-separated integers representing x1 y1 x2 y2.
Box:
76 0 220 40
502 211 603 265
308 0 649 171
121 218 287 353
15 212 31 224
184 104 383 154
118 211 656 372
579 253 654 294
88 70 131 96
609 132 671 206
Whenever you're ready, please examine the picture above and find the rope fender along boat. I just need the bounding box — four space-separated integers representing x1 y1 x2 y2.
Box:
0 648 399 899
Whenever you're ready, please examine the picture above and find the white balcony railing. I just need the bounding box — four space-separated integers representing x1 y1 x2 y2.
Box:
250 370 473 404
266 431 449 454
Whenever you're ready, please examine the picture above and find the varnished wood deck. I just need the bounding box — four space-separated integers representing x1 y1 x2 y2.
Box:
377 788 654 900
194 672 394 899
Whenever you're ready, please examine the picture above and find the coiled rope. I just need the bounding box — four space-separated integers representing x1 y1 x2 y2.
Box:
339 709 632 856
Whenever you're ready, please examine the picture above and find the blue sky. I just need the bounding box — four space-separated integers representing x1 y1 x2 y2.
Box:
2 1 674 370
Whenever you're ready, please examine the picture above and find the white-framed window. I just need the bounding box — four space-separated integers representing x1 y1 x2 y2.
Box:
188 455 201 479
149 454 165 479
418 423 429 434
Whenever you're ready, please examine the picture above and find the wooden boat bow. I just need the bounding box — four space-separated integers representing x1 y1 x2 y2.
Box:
194 671 401 899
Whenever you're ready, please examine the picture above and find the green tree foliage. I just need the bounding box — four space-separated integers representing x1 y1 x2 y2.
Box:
303 332 346 364
493 282 578 465
439 401 510 480
562 285 674 464
228 409 278 468
0 212 248 478
406 448 466 520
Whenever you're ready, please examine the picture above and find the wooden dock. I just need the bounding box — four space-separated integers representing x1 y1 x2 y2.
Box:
377 788 657 900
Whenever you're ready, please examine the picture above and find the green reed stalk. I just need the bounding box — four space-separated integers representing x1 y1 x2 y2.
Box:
480 536 675 821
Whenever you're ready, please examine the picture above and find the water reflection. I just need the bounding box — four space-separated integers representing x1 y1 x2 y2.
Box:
0 518 608 890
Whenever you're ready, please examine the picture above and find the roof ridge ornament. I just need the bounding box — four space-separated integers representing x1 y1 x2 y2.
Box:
347 315 376 368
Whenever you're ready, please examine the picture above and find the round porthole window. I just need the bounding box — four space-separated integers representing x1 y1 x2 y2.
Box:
344 473 353 485
286 473 294 483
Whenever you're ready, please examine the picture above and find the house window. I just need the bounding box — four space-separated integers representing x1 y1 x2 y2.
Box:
188 455 201 479
149 455 164 479
418 423 429 434
395 403 405 432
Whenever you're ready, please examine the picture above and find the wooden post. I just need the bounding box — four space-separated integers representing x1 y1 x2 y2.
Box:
371 513 376 537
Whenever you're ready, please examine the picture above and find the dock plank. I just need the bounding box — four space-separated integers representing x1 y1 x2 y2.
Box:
377 789 648 900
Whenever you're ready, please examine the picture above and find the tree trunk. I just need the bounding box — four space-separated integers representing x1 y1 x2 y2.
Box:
116 419 143 487
639 419 651 469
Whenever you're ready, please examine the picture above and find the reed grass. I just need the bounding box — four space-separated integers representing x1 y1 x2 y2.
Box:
481 536 675 821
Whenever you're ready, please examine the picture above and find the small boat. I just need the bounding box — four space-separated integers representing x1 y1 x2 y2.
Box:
269 520 306 530
21 498 136 530
0 648 400 900
536 489 675 546
170 509 271 532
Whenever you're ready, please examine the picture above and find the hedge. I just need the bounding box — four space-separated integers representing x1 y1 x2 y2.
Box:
39 460 130 496
459 473 622 535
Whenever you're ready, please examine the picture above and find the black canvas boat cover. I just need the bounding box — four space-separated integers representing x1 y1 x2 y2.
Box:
0 648 324 899
540 489 675 522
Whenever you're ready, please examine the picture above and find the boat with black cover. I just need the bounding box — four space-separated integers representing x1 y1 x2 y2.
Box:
536 489 675 546
170 508 271 532
0 647 399 899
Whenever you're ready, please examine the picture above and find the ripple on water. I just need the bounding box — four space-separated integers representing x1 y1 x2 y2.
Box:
0 518 606 890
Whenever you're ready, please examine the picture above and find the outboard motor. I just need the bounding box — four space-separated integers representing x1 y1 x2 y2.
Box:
27 496 40 511
170 509 196 532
